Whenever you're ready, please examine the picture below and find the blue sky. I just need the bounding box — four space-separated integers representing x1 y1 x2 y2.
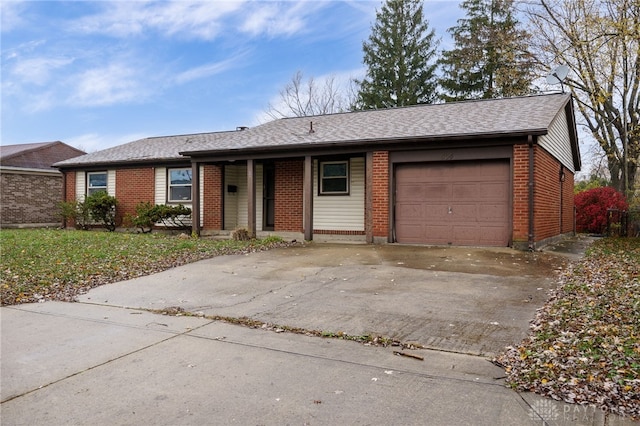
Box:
1 0 464 152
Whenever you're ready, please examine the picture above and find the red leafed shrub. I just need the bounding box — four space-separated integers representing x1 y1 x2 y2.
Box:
575 187 628 233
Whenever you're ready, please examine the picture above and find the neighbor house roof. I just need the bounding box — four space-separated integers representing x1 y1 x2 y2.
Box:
1 141 85 169
55 93 577 168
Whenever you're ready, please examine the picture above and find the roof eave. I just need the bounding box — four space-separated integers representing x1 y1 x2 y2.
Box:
564 98 582 171
181 129 548 159
55 156 189 170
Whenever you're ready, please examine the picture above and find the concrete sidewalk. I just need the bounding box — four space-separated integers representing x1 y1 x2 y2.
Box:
2 301 627 425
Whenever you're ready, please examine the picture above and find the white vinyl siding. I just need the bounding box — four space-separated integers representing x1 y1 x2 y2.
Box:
224 166 239 230
107 170 116 197
538 110 575 172
76 172 86 201
313 157 364 231
224 164 263 231
155 167 166 205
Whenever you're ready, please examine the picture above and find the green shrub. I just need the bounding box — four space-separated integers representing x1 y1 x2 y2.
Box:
58 200 91 230
128 202 192 233
85 191 118 231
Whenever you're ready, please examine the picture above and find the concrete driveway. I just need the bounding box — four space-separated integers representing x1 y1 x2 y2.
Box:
5 237 636 425
77 243 566 357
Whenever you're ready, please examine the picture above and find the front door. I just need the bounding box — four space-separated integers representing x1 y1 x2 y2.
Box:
263 162 275 230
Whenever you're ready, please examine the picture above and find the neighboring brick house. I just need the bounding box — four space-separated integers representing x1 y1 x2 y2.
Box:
56 93 581 249
1 142 86 228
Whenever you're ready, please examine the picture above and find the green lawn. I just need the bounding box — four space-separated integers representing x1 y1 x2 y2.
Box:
497 237 640 419
0 229 286 305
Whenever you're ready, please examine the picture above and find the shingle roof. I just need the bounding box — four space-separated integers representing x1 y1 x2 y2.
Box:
55 93 572 167
54 131 240 167
0 142 59 159
186 93 572 154
1 141 85 169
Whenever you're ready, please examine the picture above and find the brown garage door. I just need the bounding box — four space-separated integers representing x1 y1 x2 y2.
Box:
395 160 510 246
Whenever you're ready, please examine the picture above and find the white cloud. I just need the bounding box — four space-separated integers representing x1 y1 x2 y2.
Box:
240 1 328 37
70 1 330 41
11 57 74 86
1 1 27 33
71 1 244 40
66 132 148 152
68 63 148 107
2 39 47 62
174 53 247 85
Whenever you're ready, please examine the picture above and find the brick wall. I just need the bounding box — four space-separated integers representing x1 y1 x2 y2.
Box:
513 145 576 245
534 147 565 241
274 159 303 232
115 168 155 223
512 145 530 244
562 170 575 234
62 171 76 228
372 151 389 238
202 165 222 230
65 171 76 202
1 171 63 225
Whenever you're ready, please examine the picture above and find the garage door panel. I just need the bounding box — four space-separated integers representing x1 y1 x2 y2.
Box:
480 227 509 245
395 224 424 242
420 164 450 180
395 160 510 246
452 226 481 245
450 204 477 219
396 184 425 200
424 204 449 221
424 225 450 243
478 204 508 221
481 182 509 199
452 183 478 199
419 184 451 199
395 203 423 220
479 162 508 177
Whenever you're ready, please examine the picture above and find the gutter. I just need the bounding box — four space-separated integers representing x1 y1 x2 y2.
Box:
180 130 549 158
0 166 61 175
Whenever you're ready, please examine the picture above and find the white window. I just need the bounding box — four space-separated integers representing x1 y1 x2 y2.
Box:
319 161 349 195
87 172 107 196
168 168 192 202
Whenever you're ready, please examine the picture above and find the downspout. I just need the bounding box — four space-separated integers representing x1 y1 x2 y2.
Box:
61 171 67 229
528 135 535 250
191 161 201 237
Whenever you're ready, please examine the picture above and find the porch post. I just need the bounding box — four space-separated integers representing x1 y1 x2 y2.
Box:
247 159 257 239
191 161 201 236
303 155 313 241
365 152 374 243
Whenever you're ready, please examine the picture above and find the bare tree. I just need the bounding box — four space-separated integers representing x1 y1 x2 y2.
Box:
526 0 639 193
266 71 353 119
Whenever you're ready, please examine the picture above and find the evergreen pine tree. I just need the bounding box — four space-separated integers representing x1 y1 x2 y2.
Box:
439 0 535 101
355 0 439 109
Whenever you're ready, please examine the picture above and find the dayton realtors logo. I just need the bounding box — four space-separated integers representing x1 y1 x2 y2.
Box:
529 399 560 423
528 399 629 425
